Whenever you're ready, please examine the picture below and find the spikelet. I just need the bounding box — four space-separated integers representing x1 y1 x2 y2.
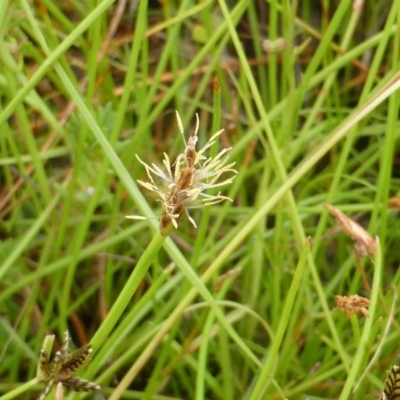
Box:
37 331 100 400
128 111 237 235
381 366 400 400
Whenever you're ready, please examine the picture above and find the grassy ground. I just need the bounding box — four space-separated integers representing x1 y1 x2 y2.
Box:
1 1 400 399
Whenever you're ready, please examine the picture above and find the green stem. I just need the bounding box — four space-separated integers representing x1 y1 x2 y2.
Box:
338 238 382 400
247 238 311 400
0 379 38 400
0 191 61 281
90 232 165 350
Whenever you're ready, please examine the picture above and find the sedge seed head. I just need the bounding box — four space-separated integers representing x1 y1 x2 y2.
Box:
127 111 237 234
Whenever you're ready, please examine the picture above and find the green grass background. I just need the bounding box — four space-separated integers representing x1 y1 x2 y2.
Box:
1 0 400 399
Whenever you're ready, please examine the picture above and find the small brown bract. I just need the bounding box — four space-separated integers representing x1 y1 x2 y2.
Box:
334 294 370 318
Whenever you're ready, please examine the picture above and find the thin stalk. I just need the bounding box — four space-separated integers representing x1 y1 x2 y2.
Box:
247 238 311 400
90 232 165 349
338 238 382 399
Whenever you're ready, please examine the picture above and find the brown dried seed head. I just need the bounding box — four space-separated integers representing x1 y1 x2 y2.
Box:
129 111 237 233
324 204 376 257
334 294 370 318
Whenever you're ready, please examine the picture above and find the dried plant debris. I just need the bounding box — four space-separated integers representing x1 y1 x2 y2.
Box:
215 267 242 292
324 204 376 257
381 365 400 400
37 331 100 400
127 111 237 235
262 37 286 53
388 196 400 209
334 294 370 318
